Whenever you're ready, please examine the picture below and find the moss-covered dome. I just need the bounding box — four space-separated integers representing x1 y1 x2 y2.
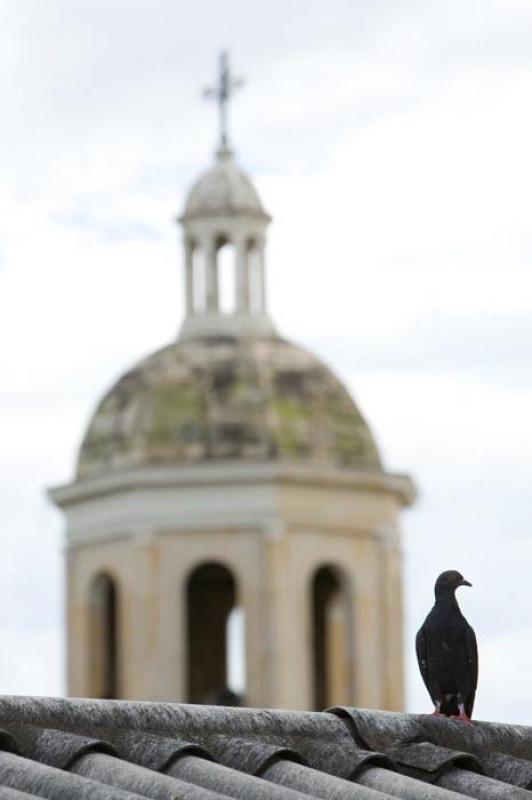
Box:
77 336 382 480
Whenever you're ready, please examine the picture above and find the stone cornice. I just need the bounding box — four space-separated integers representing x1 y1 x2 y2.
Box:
49 461 416 508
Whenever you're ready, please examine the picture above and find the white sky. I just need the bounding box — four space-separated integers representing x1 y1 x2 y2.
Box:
1 0 531 722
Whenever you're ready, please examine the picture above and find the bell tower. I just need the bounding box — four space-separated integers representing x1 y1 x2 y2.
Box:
50 54 415 711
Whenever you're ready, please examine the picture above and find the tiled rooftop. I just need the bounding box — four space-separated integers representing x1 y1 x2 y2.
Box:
0 697 531 798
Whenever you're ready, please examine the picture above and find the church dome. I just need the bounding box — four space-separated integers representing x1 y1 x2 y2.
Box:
182 149 268 220
77 336 382 480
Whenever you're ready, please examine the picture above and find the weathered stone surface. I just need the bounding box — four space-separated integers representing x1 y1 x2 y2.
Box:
78 335 382 480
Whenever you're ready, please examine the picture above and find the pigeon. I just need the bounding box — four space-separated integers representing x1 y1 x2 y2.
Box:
416 570 478 722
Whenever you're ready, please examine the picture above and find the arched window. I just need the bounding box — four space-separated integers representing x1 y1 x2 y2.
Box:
186 562 245 704
88 573 120 699
217 238 236 314
311 565 353 710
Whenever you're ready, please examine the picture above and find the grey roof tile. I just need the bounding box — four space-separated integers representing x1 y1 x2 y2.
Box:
261 759 396 799
484 751 532 788
385 740 480 776
356 765 470 799
437 767 532 798
192 734 305 775
166 755 312 799
86 728 211 772
70 751 233 799
1 725 116 770
0 750 146 799
0 697 531 799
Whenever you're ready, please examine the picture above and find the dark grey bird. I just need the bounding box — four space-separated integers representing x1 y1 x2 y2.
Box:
416 570 478 722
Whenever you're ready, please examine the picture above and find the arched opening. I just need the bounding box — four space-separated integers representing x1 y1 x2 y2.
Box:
311 565 353 710
186 562 245 704
88 573 120 699
192 245 206 313
217 238 236 314
247 239 263 313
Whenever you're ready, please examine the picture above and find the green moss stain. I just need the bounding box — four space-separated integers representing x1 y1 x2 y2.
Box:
79 338 383 476
149 382 205 447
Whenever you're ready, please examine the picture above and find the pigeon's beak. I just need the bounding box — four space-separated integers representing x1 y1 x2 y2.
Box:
460 579 472 587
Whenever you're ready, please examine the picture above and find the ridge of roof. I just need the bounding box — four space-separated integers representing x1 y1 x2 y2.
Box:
0 697 531 799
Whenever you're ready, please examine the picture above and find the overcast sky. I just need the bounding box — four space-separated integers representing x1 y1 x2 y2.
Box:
1 0 532 722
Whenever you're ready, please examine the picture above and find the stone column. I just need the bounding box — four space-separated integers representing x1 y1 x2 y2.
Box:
185 239 194 315
204 236 218 312
236 236 249 313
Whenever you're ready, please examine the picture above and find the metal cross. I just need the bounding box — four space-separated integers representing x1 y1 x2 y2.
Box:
203 51 244 151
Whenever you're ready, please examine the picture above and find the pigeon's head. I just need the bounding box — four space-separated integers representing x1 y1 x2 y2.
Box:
435 570 472 597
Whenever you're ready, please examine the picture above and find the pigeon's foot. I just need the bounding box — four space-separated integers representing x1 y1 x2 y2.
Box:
430 710 445 717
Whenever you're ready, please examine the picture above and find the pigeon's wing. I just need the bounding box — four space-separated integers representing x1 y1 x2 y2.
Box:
416 624 431 696
464 623 478 718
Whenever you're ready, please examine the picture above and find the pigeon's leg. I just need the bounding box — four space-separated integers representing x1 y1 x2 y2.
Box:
451 703 473 724
431 701 444 717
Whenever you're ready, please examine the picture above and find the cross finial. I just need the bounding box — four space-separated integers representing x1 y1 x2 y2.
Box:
203 51 244 154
